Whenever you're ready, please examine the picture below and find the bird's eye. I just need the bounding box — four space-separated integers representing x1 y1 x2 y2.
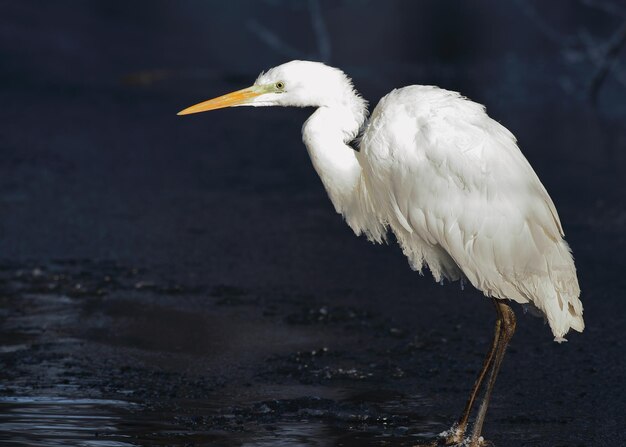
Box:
275 81 285 91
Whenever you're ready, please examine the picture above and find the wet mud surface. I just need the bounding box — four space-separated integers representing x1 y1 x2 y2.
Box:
0 261 447 446
1 255 624 446
2 1 626 446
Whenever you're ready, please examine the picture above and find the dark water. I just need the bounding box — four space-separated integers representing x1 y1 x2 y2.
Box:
0 262 444 446
0 260 619 446
0 394 441 446
1 1 625 446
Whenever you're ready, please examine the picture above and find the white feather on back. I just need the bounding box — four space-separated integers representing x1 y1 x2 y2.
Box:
348 86 583 340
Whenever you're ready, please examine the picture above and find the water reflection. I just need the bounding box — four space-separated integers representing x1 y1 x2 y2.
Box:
0 396 137 447
0 393 445 446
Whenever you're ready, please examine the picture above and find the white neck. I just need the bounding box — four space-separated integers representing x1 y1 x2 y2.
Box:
302 100 368 214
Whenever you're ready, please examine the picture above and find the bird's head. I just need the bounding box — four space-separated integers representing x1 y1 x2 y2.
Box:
177 60 360 115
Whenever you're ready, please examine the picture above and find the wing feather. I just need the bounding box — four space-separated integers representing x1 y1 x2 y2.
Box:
357 86 583 340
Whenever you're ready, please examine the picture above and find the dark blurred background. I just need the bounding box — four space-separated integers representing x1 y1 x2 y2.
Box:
0 1 625 446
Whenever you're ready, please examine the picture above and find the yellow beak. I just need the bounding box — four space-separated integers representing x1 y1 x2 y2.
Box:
177 86 263 116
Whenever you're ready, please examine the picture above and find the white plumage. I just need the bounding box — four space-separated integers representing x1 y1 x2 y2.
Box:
279 62 584 341
178 60 584 445
353 86 583 341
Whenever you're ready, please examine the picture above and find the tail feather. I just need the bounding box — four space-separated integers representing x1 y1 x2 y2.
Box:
517 240 583 341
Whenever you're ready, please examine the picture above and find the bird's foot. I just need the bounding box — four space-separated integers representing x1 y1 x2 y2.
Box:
414 425 493 447
466 436 493 447
414 438 492 447
413 425 464 446
438 424 467 446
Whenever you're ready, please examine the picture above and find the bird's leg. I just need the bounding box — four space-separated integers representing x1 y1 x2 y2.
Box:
438 299 502 445
415 300 516 447
468 300 516 447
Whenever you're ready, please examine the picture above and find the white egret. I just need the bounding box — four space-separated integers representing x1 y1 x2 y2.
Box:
178 60 584 446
